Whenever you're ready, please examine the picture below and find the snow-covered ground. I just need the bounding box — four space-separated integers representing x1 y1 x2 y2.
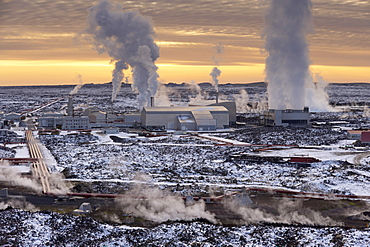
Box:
35 129 370 197
1 208 370 247
2 83 370 245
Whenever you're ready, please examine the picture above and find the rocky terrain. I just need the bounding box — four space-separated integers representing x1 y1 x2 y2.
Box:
1 82 370 246
1 208 370 247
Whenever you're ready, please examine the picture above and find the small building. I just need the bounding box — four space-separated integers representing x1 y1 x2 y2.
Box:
347 130 366 140
38 117 63 129
103 127 119 134
82 107 101 116
124 113 141 127
89 111 107 124
62 116 90 130
73 202 92 214
263 107 310 127
361 131 370 144
5 113 21 122
141 106 229 131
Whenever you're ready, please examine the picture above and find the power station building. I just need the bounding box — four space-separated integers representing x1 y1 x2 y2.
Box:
263 107 310 127
189 100 237 125
141 105 230 131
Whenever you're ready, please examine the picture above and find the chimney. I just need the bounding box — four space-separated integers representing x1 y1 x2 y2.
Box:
67 96 74 116
150 96 154 107
215 90 219 104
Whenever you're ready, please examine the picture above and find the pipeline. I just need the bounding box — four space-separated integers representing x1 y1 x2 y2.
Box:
43 191 225 202
43 186 370 202
243 187 370 200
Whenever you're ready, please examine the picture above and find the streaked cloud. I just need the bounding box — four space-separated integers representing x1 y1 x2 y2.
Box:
0 0 369 84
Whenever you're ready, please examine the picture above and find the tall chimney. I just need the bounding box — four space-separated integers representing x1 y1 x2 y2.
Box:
150 96 154 107
216 90 219 104
67 96 74 116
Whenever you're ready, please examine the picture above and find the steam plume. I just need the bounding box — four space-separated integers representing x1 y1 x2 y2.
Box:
306 73 334 111
70 74 84 95
210 43 224 90
187 80 204 104
82 0 160 105
0 161 42 192
223 197 338 226
234 90 268 113
116 174 217 223
263 0 313 110
154 83 171 106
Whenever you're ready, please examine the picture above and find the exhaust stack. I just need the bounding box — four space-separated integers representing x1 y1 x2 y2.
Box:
67 96 74 116
150 96 154 107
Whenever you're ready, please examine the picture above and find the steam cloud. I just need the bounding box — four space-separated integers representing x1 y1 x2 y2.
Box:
223 197 338 226
70 74 84 95
263 0 331 111
0 161 42 192
234 89 268 113
187 80 205 104
115 175 217 223
82 0 160 106
210 43 224 91
0 160 70 195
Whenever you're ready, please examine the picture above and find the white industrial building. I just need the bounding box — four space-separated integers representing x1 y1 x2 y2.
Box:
82 107 126 128
141 106 230 131
62 116 90 130
38 116 63 128
263 107 310 127
189 100 237 125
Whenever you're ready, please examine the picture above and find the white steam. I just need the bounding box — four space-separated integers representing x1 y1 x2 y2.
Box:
263 0 332 111
0 160 70 195
306 73 335 112
0 161 42 192
210 43 224 91
154 83 171 106
223 197 338 226
82 0 160 106
70 74 84 95
0 199 38 212
363 105 370 118
187 81 206 104
116 175 217 223
234 89 268 113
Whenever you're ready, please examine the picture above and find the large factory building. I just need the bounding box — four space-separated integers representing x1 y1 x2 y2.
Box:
141 105 230 131
263 107 310 127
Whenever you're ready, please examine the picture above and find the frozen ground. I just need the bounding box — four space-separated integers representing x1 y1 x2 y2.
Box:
35 129 370 197
1 208 370 247
2 83 370 245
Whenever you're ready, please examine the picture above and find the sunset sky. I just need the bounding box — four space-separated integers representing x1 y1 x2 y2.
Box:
0 0 369 86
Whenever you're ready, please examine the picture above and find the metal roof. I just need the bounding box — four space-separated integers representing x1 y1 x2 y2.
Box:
143 106 228 113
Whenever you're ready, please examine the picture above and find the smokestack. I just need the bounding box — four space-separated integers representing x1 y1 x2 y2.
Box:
67 96 74 117
150 96 154 107
216 90 219 104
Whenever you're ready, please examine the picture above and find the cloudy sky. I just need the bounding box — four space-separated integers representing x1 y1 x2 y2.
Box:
0 0 369 86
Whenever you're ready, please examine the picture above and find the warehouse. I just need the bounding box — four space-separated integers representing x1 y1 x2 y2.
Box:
141 106 230 131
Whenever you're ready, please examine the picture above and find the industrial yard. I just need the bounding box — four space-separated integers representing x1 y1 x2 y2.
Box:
1 82 370 245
